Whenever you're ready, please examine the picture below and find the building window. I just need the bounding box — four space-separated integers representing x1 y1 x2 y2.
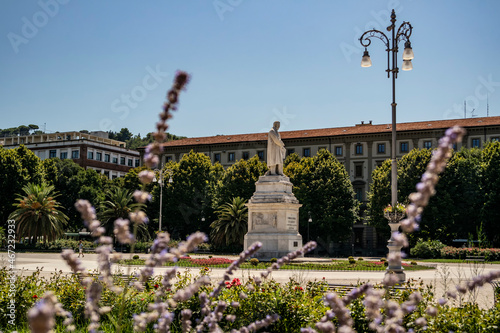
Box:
355 164 363 178
287 149 295 156
303 148 311 157
120 157 125 165
377 143 385 154
96 152 102 161
228 152 235 162
242 152 249 160
166 156 173 162
105 154 110 163
355 144 363 155
355 188 363 201
135 159 140 167
128 159 133 167
49 150 57 158
214 153 221 163
257 151 264 160
452 143 457 150
113 157 118 164
400 142 409 153
492 137 499 142
376 160 384 168
88 151 94 159
60 152 67 159
335 146 343 156
424 141 432 149
472 138 481 148
71 150 79 159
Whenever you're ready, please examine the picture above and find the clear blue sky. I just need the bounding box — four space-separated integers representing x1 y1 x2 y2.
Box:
1 1 500 138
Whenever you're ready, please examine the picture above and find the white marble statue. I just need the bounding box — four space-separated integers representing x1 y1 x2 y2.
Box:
266 121 286 175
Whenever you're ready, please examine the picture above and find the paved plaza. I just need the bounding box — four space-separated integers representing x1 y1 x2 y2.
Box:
8 252 500 309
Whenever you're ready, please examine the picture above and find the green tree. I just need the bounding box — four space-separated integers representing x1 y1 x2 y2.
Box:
368 148 483 246
210 197 248 247
0 146 44 225
157 151 215 238
9 183 68 243
368 149 432 240
285 149 357 251
481 141 500 246
211 156 267 209
99 188 148 239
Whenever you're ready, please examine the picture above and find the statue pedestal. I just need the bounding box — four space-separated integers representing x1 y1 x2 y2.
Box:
243 175 303 259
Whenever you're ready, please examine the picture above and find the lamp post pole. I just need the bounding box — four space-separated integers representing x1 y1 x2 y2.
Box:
359 9 413 282
155 168 172 233
307 211 312 242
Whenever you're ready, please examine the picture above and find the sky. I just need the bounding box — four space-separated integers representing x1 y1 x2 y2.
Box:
1 0 500 138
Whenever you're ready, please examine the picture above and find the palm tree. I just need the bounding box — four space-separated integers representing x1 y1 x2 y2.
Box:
210 197 248 247
9 183 68 243
99 188 149 240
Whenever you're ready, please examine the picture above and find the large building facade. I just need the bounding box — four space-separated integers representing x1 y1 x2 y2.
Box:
1 131 140 179
141 116 500 255
146 116 500 205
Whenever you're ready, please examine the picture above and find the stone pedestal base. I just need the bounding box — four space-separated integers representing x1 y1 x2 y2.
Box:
244 232 302 259
243 174 303 259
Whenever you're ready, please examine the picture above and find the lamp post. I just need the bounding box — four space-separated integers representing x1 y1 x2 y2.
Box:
359 9 413 282
154 168 173 233
307 211 312 242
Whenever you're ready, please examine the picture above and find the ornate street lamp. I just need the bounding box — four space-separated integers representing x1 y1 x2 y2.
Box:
154 168 173 232
359 9 413 282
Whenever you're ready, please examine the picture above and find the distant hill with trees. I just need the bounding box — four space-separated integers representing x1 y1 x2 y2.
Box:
0 125 185 150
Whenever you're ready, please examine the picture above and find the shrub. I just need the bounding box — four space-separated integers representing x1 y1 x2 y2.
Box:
348 258 356 264
410 261 418 265
380 258 387 262
132 255 140 260
410 239 445 259
270 258 278 263
249 258 259 266
358 257 364 261
383 261 388 266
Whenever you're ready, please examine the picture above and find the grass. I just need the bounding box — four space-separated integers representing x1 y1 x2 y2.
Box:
118 257 434 271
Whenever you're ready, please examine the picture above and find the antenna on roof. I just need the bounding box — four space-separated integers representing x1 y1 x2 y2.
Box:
470 108 477 118
464 101 466 119
487 93 489 117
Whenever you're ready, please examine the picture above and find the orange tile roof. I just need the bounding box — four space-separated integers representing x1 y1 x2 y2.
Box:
161 116 500 148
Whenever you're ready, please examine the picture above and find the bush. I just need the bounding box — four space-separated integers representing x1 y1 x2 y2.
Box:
440 246 500 261
270 258 278 263
383 261 389 266
358 257 364 261
132 255 140 260
380 258 387 262
249 258 259 266
410 261 418 265
410 239 445 259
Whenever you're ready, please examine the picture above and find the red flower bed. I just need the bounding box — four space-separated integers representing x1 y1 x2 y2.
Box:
188 257 234 266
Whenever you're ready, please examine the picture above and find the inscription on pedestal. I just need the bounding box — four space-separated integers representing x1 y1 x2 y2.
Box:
286 215 297 231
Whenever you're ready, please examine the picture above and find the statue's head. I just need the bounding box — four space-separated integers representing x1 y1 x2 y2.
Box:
273 121 280 130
